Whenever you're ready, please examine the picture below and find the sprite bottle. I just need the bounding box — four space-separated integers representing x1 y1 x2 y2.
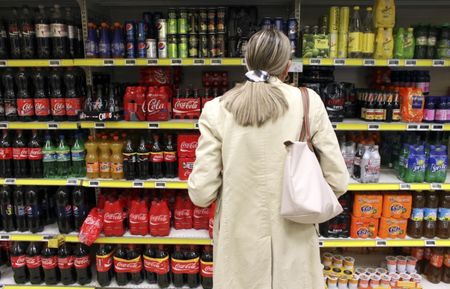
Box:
55 135 70 178
71 133 85 177
42 134 56 178
426 145 448 183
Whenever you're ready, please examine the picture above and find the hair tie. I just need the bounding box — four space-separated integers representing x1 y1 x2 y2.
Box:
245 70 270 83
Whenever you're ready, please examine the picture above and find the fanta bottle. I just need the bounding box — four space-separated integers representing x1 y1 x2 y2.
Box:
99 135 111 179
110 135 124 180
85 135 99 179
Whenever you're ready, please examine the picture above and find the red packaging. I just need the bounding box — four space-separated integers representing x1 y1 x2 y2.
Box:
177 134 199 158
179 157 195 181
79 208 104 246
140 67 174 86
174 195 194 230
114 255 142 273
123 86 147 121
146 86 171 121
202 71 229 88
173 97 201 119
17 99 35 116
144 254 170 274
209 202 216 239
149 200 171 237
103 200 126 237
50 98 66 116
129 199 149 236
193 206 210 230
171 257 200 275
26 255 42 269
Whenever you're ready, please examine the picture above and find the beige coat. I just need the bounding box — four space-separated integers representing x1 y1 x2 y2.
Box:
188 78 349 289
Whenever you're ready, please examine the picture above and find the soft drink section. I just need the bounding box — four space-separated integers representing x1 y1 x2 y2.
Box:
0 1 449 289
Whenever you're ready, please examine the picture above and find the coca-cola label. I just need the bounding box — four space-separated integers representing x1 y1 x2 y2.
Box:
143 255 170 274
65 98 81 116
146 87 171 121
175 208 193 221
58 256 74 270
200 260 213 278
114 256 143 273
42 256 58 270
26 255 42 269
104 212 124 223
96 252 113 273
178 158 195 181
50 98 66 116
150 152 164 163
129 212 148 224
35 24 50 38
28 147 43 160
34 98 51 116
173 98 201 119
11 255 26 268
5 99 17 117
17 98 35 116
74 255 91 269
171 257 200 274
164 151 177 163
13 147 28 160
149 214 170 226
177 134 199 158
0 147 13 160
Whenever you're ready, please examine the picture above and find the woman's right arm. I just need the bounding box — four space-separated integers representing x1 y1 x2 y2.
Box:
307 89 349 197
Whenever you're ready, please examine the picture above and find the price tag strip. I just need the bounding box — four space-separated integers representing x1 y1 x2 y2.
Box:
47 123 59 129
94 122 106 129
147 59 158 65
4 178 16 185
424 239 436 247
399 183 411 190
155 182 166 188
0 123 8 129
388 59 400 66
88 180 100 187
405 59 417 66
103 59 115 66
0 60 7 66
406 124 419 131
363 59 375 66
333 58 346 66
309 58 322 65
66 179 79 186
125 59 136 66
430 183 443 190
376 240 387 247
368 124 380 131
133 181 144 188
193 59 205 65
210 59 223 65
148 123 160 129
49 60 61 66
432 59 445 67
431 124 444 131
171 59 182 65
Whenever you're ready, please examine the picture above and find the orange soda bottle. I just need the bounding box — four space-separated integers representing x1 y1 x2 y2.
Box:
85 135 99 179
99 134 111 178
110 135 124 180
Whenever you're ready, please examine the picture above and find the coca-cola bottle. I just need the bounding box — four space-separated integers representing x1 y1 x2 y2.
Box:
41 243 59 284
8 8 21 59
13 130 28 177
58 243 75 285
32 69 51 121
155 245 170 288
186 245 200 288
81 85 94 119
64 68 81 121
13 186 27 231
2 69 18 121
74 243 92 285
49 68 66 121
65 8 78 58
0 21 8 59
143 245 157 284
114 244 129 286
56 186 73 233
0 186 15 231
0 82 5 121
11 242 28 284
137 136 150 179
28 130 43 178
96 244 113 287
200 246 213 289
72 187 88 231
164 135 177 178
44 187 56 225
150 134 164 179
25 186 43 233
26 242 43 284
123 136 136 180
50 4 68 59
15 69 35 121
0 130 13 177
127 244 143 284
172 245 185 287
35 5 51 59
19 6 36 59
94 84 107 119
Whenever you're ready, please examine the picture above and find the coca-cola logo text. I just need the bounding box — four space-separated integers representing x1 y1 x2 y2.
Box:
175 209 192 219
130 213 148 222
150 215 169 224
104 212 124 222
180 141 198 151
174 100 200 111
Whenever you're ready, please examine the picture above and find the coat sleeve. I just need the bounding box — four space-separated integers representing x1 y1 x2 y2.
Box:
307 89 349 197
188 101 223 207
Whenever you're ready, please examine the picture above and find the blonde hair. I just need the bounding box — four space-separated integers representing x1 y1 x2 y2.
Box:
221 29 291 127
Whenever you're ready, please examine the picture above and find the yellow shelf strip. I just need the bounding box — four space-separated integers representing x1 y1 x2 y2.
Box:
320 238 450 248
64 235 212 245
0 122 79 130
79 120 198 129
302 58 449 67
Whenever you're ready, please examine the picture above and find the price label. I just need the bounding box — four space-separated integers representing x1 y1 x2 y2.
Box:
194 122 199 129
49 60 61 66
132 181 144 188
155 182 166 188
419 124 430 130
388 59 399 66
400 183 411 190
193 59 205 65
332 124 337 130
376 240 387 247
148 123 160 129
363 59 375 66
89 180 100 187
210 59 222 65
66 179 78 186
368 124 380 131
241 58 246 65
5 178 16 185
310 58 322 65
424 240 436 247
289 61 303 72
406 124 419 131
94 122 106 129
47 123 59 129
318 241 324 247
125 59 136 65
405 59 417 66
1 235 10 240
147 59 158 65
171 58 182 65
0 123 8 129
432 59 445 67
334 58 346 65
431 124 444 131
0 60 7 66
430 183 443 190
103 59 115 66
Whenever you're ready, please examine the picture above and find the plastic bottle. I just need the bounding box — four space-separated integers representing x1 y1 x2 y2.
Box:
114 245 129 286
11 242 28 283
0 186 15 231
41 243 59 284
437 192 450 239
85 22 99 58
408 191 426 238
25 187 43 233
13 130 28 177
15 69 35 121
436 96 447 123
26 242 43 284
360 145 372 183
123 136 136 180
98 134 111 179
0 130 13 177
172 245 185 287
0 82 5 121
28 130 43 178
427 25 438 59
164 134 177 178
362 7 375 58
394 27 405 59
3 69 18 121
151 134 164 179
85 135 99 179
8 8 21 59
71 133 85 177
32 69 51 121
55 135 70 177
64 68 81 121
99 22 111 58
65 8 78 58
143 245 157 284
19 6 36 59
49 68 66 121
0 21 8 59
13 186 27 231
137 135 150 179
127 244 143 284
42 134 56 178
111 22 125 58
73 243 92 285
369 145 381 183
424 192 439 238
200 246 213 289
110 135 124 180
154 245 170 288
404 27 415 59
414 25 428 59
56 186 73 234
58 243 75 285
427 247 444 283
348 6 362 58
72 187 88 231
50 4 68 58
96 244 113 287
35 5 51 59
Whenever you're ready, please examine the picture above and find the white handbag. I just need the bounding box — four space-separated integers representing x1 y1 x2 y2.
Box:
280 87 343 224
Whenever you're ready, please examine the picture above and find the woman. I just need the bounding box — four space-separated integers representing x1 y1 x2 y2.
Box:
188 29 349 289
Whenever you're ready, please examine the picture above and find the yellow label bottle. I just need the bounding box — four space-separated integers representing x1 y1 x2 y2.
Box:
348 32 362 53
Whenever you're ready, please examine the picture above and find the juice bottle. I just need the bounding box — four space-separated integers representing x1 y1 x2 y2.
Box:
408 191 426 238
110 135 124 180
424 191 439 238
348 6 362 58
98 135 111 179
362 7 375 58
85 135 99 179
437 192 450 239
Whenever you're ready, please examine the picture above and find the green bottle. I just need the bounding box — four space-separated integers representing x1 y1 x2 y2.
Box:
42 134 56 178
404 27 415 59
71 134 86 177
394 27 405 59
55 135 70 178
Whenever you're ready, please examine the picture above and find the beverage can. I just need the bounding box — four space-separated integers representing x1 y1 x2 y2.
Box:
158 39 167 58
287 18 298 40
126 41 135 58
146 39 157 58
207 34 217 58
178 35 188 58
168 35 178 58
207 8 216 33
216 33 226 57
125 21 135 41
329 6 339 33
136 21 147 41
199 8 208 33
188 34 199 58
168 8 177 34
178 8 188 34
137 41 146 58
217 7 226 33
157 19 167 39
274 17 285 31
339 7 350 33
199 34 208 58
261 17 272 30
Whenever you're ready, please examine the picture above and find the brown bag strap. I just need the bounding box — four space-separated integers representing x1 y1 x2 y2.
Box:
299 87 313 150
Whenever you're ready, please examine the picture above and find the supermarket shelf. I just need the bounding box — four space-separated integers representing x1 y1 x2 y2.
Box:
0 59 74 67
332 120 450 131
0 178 81 186
0 121 79 130
81 178 188 189
79 120 198 130
302 58 449 67
74 58 246 66
319 237 450 248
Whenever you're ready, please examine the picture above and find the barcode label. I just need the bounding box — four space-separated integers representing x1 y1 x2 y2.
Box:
376 240 387 247
310 58 321 65
5 178 16 185
432 124 443 131
318 241 324 247
425 240 436 246
147 59 158 65
95 122 106 129
66 179 78 186
407 124 419 131
400 183 411 190
125 59 136 65
1 235 10 240
133 181 144 188
49 60 61 66
155 182 166 188
430 183 443 190
388 59 400 66
89 180 99 187
47 123 59 129
193 59 205 65
171 59 182 65
0 60 7 66
363 59 375 66
432 59 445 66
195 123 199 129
368 124 380 130
405 59 417 66
332 124 337 129
148 123 160 129
241 58 246 65
334 58 346 65
210 59 222 65
0 123 8 129
419 124 430 130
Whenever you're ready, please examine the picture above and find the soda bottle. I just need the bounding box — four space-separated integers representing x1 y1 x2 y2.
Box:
200 245 213 289
96 244 113 287
143 245 157 284
50 4 68 58
94 85 107 117
28 130 43 178
444 248 450 284
186 245 200 288
82 85 95 118
32 69 51 121
65 8 78 58
99 134 111 178
49 68 66 121
99 22 111 58
35 5 51 59
0 186 15 231
123 136 137 180
137 136 150 179
150 134 164 179
114 244 129 286
25 187 43 233
85 22 98 58
127 244 143 284
155 245 170 288
427 247 444 284
55 135 70 177
72 187 88 231
369 145 381 182
11 242 28 283
0 130 13 177
8 8 21 59
107 84 121 120
172 245 185 287
71 133 85 177
64 68 81 121
42 134 56 178
41 243 59 285
2 69 18 121
437 192 450 239
85 135 99 179
13 130 28 177
111 22 125 58
13 186 27 231
362 7 375 58
0 82 5 121
110 135 124 179
56 186 73 233
408 191 426 238
73 243 92 284
15 69 35 121
0 21 8 59
26 242 43 284
19 6 36 59
164 134 177 178
424 191 439 238
348 6 362 58
58 243 75 285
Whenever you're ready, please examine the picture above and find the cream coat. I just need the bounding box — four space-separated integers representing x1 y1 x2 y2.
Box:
188 78 349 289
